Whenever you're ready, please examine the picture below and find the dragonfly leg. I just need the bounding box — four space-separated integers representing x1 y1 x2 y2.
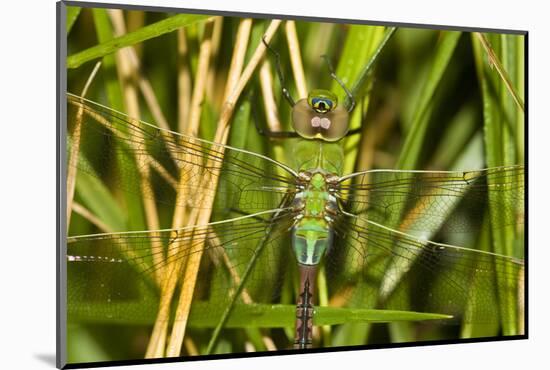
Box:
262 35 296 108
343 97 368 137
249 87 299 139
321 55 356 113
294 265 318 349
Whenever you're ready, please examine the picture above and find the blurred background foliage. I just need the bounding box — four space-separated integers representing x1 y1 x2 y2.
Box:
66 5 524 364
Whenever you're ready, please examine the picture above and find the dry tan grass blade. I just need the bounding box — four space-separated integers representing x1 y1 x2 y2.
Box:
109 9 164 287
107 10 181 163
285 21 308 99
474 33 524 112
206 17 225 106
177 28 192 134
259 59 287 174
165 19 283 358
145 19 218 359
259 60 282 133
66 61 101 231
71 201 113 234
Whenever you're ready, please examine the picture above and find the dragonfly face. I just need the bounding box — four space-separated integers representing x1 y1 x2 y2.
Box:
291 89 350 142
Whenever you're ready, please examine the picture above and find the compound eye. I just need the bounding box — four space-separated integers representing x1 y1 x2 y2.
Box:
292 99 319 140
310 97 334 114
320 105 349 141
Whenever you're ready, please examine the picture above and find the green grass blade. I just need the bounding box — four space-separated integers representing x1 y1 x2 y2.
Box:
396 31 461 170
460 213 500 338
377 131 484 293
91 9 124 111
66 6 81 34
67 325 110 363
332 26 396 344
429 101 479 169
347 26 397 106
205 215 279 354
475 33 524 112
68 14 211 68
332 25 385 106
69 301 451 327
360 31 462 344
73 159 126 232
333 25 391 176
315 306 451 326
472 32 524 335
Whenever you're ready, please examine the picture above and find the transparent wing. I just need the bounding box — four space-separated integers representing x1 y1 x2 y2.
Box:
326 213 524 326
67 209 297 325
67 93 297 219
338 166 524 233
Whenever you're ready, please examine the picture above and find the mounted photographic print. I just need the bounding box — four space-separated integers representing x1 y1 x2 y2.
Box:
57 1 526 368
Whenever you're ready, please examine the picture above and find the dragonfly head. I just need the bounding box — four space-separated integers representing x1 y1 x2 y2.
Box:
292 89 350 142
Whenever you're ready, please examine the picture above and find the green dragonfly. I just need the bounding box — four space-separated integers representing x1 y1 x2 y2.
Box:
66 36 525 356
66 85 524 351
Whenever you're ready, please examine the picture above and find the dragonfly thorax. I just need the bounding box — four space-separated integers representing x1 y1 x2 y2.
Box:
291 171 339 266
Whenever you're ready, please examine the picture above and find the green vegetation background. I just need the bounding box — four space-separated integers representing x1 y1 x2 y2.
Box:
66 6 524 363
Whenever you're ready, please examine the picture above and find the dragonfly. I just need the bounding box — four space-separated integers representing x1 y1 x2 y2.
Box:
66 48 525 355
